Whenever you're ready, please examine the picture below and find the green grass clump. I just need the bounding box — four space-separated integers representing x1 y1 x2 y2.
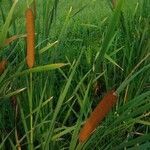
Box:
0 0 150 149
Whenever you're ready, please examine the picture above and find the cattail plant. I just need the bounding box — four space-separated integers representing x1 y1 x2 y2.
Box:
25 7 35 150
0 59 7 74
25 8 35 68
79 90 117 143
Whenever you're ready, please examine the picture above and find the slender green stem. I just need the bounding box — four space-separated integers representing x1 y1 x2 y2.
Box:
76 142 83 150
29 72 33 150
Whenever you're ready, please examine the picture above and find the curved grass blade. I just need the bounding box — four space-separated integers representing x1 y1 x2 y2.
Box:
11 63 68 78
95 0 124 68
0 0 18 48
0 87 26 99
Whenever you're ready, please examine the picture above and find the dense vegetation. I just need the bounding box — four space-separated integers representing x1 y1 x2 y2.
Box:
0 0 150 149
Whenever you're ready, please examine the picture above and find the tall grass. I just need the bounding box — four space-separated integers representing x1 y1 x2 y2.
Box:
0 0 150 149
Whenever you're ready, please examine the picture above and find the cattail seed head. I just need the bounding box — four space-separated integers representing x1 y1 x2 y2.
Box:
79 90 117 143
25 8 35 68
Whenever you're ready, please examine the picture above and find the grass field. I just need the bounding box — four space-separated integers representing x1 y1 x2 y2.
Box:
0 0 150 149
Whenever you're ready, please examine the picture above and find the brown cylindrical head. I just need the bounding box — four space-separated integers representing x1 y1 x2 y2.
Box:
25 8 35 68
79 90 117 143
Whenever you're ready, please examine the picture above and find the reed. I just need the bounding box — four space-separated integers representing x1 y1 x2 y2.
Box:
25 7 35 150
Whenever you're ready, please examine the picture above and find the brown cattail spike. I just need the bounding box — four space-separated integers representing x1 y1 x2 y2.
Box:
79 90 117 143
0 60 8 74
25 8 35 68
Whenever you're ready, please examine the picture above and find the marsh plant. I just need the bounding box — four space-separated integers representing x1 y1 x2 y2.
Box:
0 0 150 149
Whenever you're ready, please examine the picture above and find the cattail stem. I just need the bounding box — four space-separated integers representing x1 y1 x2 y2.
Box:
79 90 117 143
25 7 35 150
25 8 35 68
29 72 33 149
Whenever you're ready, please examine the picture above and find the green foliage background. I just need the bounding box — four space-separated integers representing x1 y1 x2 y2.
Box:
0 0 150 149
